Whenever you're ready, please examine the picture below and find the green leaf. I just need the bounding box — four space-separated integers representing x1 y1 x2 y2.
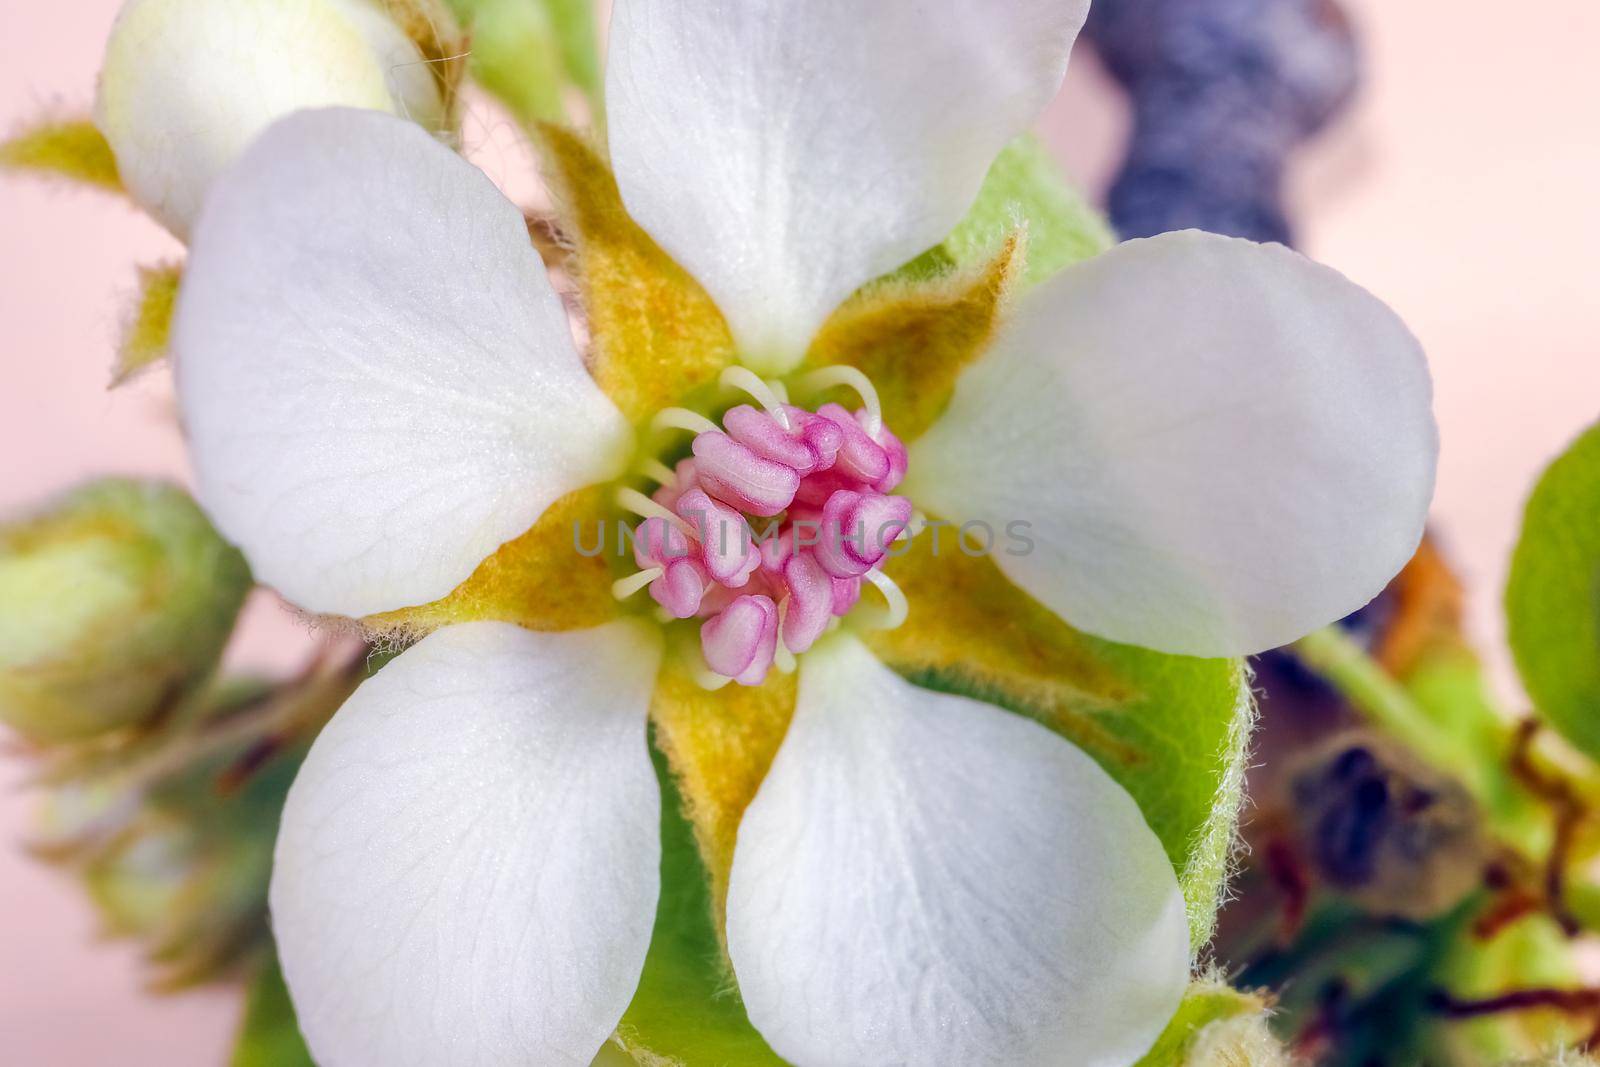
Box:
0 116 121 191
231 956 314 1067
614 737 784 1065
447 0 601 125
1134 981 1271 1067
1507 420 1600 762
906 133 1113 285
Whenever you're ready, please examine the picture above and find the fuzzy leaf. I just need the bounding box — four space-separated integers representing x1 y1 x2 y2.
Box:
363 485 619 639
614 739 785 1066
536 123 736 422
1506 420 1600 762
114 262 181 384
864 536 1254 947
0 116 121 191
1134 981 1272 1067
231 956 315 1067
806 236 1022 442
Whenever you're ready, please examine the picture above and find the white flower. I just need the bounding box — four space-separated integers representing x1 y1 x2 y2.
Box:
95 0 452 238
170 1 1436 1064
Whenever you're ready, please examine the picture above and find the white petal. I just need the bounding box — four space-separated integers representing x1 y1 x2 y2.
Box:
175 108 631 617
96 0 444 238
908 231 1437 657
270 620 663 1067
606 0 1089 374
726 635 1188 1067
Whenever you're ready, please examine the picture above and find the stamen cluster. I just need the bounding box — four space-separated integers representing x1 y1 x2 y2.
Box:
627 397 911 686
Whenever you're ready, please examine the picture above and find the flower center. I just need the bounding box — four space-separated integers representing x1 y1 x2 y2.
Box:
613 367 913 688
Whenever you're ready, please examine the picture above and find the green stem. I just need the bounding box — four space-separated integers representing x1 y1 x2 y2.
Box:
1292 627 1600 934
1291 626 1463 763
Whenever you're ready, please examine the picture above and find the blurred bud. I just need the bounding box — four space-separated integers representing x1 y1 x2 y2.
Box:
0 480 250 744
1289 732 1486 920
95 0 463 238
452 0 602 126
32 677 298 988
1185 1011 1291 1066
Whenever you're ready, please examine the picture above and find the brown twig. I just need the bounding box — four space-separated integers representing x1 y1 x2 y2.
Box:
1265 836 1311 943
213 649 369 795
1429 987 1600 1018
1429 985 1600 1048
1508 719 1587 936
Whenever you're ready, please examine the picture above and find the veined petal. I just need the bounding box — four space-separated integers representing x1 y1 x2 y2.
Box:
606 0 1090 374
908 231 1437 657
270 620 663 1067
726 635 1188 1066
175 109 630 618
96 0 450 239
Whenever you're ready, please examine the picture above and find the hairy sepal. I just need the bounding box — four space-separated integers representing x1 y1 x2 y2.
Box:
864 533 1254 948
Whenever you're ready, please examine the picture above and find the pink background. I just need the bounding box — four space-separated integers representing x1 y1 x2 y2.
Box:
2 1 1598 1062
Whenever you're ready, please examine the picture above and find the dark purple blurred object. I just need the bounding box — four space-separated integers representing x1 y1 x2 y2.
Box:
1084 0 1360 245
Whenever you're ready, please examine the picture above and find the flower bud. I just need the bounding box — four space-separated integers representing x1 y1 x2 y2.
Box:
1185 1012 1291 1066
95 0 462 238
33 729 292 987
0 480 250 744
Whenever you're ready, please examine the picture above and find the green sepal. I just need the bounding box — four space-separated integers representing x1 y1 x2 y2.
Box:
1134 980 1273 1067
0 116 121 192
114 262 182 384
613 736 784 1065
1506 419 1600 763
912 647 1253 950
904 133 1113 286
867 544 1253 949
231 955 315 1067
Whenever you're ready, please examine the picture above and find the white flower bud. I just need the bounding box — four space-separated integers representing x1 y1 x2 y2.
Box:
95 0 452 238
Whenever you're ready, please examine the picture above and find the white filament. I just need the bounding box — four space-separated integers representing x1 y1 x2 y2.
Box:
611 567 664 600
859 569 909 630
720 365 792 429
651 406 721 436
638 457 678 486
794 365 883 436
615 487 697 539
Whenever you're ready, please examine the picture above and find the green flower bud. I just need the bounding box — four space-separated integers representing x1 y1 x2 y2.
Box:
0 480 250 744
